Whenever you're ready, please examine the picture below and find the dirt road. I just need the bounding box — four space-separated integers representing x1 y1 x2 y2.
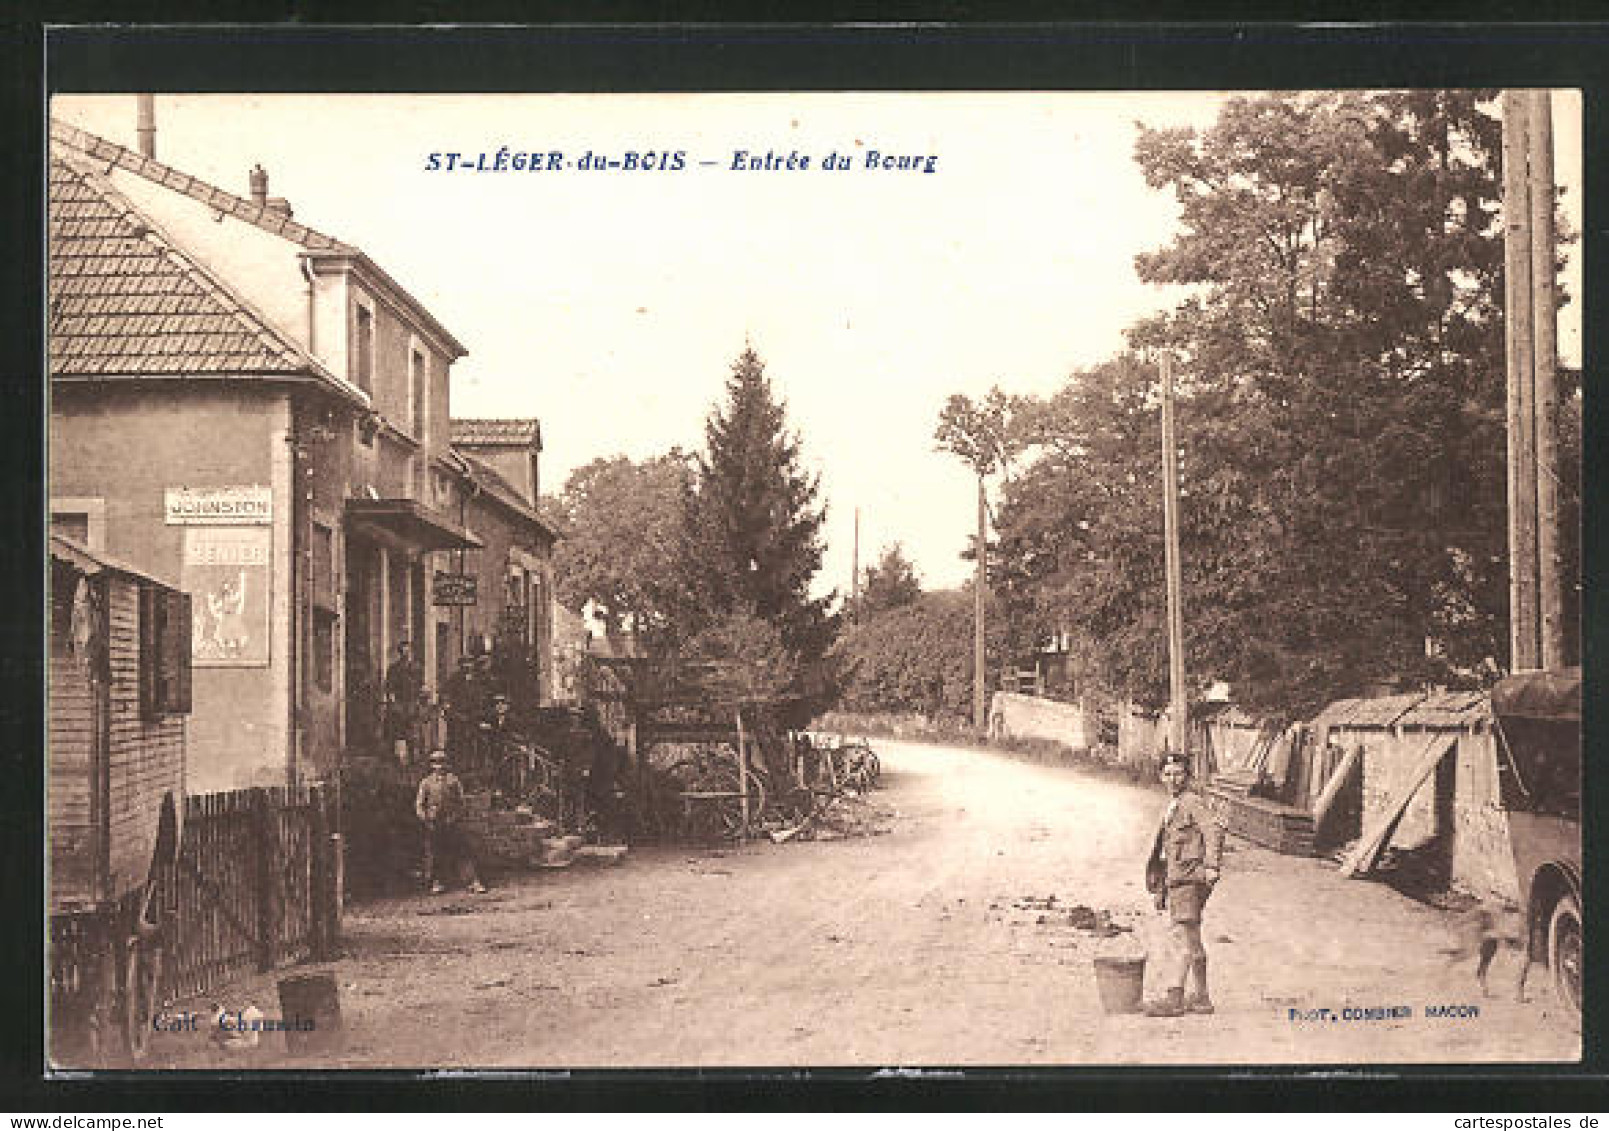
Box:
148 738 1580 1068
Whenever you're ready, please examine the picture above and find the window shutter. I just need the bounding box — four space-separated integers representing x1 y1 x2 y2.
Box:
163 590 192 715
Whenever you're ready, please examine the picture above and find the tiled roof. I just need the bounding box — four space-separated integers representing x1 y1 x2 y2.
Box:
49 154 344 382
52 119 467 361
51 119 355 254
452 418 542 447
456 450 559 542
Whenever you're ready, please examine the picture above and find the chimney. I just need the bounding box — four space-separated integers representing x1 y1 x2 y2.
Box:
136 94 156 159
249 164 268 207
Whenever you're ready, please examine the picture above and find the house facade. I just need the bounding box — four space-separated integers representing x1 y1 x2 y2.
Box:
49 118 555 794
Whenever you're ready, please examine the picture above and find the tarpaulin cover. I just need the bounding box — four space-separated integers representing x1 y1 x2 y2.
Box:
1491 669 1581 724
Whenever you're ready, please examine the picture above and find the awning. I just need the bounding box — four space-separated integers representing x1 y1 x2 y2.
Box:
345 498 482 551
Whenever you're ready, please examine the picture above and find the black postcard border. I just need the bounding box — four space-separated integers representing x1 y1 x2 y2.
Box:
3 17 1606 1112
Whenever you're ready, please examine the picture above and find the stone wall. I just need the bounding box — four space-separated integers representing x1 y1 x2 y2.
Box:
988 691 1090 750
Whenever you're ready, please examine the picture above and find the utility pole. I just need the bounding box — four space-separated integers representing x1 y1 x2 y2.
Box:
1501 90 1540 673
851 507 861 604
974 474 988 730
1160 353 1188 760
1528 90 1566 670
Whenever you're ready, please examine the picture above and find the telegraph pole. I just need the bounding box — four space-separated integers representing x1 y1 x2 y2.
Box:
974 474 988 730
1160 353 1188 759
851 507 861 604
1501 89 1540 673
1528 90 1566 670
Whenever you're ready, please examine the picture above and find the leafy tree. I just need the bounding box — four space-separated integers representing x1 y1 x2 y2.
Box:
850 543 923 619
682 346 836 674
990 91 1573 719
545 451 696 649
682 610 799 704
835 587 1009 720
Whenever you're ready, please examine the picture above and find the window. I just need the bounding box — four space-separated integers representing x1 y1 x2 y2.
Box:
51 513 89 544
312 522 335 610
314 609 336 693
355 304 374 394
410 348 427 440
50 497 105 550
139 585 192 717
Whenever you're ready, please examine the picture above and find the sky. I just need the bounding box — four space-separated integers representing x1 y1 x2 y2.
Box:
53 92 1583 597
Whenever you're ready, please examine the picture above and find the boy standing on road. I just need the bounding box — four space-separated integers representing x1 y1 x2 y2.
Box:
416 750 487 895
1143 750 1226 1016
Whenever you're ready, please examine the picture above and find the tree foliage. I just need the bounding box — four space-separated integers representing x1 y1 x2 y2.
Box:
934 386 1023 478
545 451 696 648
835 587 1009 720
849 543 923 620
682 347 836 674
987 91 1577 720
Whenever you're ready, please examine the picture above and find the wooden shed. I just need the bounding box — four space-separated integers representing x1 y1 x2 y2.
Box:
1322 689 1519 902
49 533 189 1060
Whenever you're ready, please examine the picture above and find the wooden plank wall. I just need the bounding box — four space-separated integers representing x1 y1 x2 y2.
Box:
104 580 185 900
49 637 97 907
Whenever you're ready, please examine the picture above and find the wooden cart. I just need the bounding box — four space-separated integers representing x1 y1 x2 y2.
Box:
49 535 191 1064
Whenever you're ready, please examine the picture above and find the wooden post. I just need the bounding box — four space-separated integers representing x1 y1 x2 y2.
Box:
1502 89 1540 672
974 473 988 730
1528 90 1566 670
252 788 276 971
1160 353 1189 761
852 507 861 604
734 706 750 838
308 785 334 960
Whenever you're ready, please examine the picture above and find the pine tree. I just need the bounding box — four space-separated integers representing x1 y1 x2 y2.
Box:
683 346 835 673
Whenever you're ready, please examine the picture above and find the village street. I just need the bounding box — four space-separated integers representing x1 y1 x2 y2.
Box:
146 739 1579 1069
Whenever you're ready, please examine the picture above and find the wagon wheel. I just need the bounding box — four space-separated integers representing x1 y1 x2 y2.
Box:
710 763 767 839
120 936 161 1061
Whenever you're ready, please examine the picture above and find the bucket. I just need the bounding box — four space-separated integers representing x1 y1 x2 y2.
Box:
1092 956 1147 1015
277 972 342 1056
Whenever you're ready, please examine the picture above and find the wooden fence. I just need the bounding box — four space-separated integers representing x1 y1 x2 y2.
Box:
155 784 337 1002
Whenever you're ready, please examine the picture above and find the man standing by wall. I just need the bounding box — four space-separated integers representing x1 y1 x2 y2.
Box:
1144 750 1227 1016
384 639 424 764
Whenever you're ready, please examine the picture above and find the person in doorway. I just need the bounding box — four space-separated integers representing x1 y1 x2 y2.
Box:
384 639 424 763
415 750 486 895
443 655 484 765
1143 750 1226 1016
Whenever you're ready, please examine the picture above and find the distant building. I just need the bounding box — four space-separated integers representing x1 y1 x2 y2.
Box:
49 117 556 792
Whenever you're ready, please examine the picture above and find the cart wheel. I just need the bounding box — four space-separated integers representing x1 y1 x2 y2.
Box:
714 767 767 839
1548 892 1582 1014
120 937 159 1061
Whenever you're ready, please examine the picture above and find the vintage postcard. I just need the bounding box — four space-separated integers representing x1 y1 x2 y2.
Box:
44 74 1583 1072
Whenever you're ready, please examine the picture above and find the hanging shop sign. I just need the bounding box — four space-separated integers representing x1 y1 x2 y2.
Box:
433 571 479 607
165 485 273 526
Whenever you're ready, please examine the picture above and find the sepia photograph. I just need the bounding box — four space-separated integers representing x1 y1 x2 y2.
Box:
44 79 1583 1072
